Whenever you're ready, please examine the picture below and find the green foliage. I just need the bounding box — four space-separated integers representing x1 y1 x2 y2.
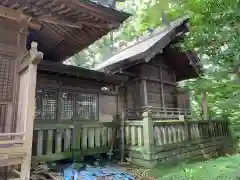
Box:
150 154 240 180
68 0 240 129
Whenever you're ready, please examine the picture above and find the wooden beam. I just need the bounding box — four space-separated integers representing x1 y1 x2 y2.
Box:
0 5 41 30
40 17 120 29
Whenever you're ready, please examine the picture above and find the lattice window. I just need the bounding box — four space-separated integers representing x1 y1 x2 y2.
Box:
75 93 97 120
0 55 14 100
35 89 57 120
61 92 75 120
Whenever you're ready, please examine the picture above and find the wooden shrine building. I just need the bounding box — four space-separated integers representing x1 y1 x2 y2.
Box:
0 1 129 179
95 16 202 120
93 17 232 167
0 2 233 178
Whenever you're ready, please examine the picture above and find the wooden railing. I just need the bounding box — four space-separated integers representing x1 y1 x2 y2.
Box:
125 106 191 120
32 121 117 162
124 121 144 150
153 120 229 147
124 118 229 153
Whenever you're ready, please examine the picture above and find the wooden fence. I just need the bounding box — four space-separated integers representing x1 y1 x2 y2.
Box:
32 113 231 167
124 111 231 167
124 119 229 150
32 121 117 163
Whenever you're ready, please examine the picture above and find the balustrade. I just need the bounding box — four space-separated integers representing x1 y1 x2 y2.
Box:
125 106 191 120
32 121 117 162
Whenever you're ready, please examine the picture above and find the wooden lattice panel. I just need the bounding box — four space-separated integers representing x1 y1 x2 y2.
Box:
75 93 97 120
61 92 75 120
61 92 98 120
0 55 14 101
35 89 57 120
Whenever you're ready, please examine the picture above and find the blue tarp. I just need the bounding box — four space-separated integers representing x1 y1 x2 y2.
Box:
63 164 134 180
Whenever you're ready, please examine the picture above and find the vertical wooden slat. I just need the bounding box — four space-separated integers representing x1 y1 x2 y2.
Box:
172 125 177 143
36 130 43 156
107 127 112 146
47 130 53 154
55 129 63 153
137 126 143 146
162 126 167 145
177 125 181 143
88 127 95 148
95 127 101 147
183 119 190 141
153 126 159 146
219 123 223 136
101 127 107 146
82 128 88 149
168 126 172 144
125 126 130 146
73 126 81 151
156 126 163 146
131 126 136 146
63 128 71 151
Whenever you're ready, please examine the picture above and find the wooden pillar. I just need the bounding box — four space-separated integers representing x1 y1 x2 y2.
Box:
159 66 165 109
19 42 43 179
142 79 148 107
120 111 125 162
202 91 208 120
142 110 154 149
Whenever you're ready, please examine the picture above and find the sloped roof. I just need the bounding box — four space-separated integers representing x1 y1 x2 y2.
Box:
94 16 189 71
1 0 130 61
38 60 128 84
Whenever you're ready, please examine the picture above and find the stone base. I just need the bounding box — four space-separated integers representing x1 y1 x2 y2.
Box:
126 136 234 168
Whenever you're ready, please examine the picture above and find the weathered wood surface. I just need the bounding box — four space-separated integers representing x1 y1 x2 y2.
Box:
124 115 231 168
35 72 119 122
125 106 191 120
32 121 117 162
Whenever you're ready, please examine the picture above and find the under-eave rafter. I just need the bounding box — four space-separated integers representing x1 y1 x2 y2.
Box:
0 5 41 30
0 5 119 30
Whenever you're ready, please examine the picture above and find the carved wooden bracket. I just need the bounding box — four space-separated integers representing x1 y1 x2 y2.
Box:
19 42 43 73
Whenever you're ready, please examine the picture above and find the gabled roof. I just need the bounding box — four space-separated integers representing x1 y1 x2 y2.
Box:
94 16 190 72
1 0 130 61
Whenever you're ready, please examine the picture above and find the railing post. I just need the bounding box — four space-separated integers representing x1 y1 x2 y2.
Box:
142 107 156 166
19 42 43 179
